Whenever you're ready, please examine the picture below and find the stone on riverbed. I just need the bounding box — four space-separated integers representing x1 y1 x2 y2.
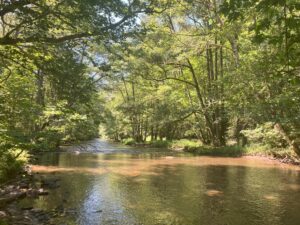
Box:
0 191 27 207
0 210 7 218
41 178 60 189
26 188 49 198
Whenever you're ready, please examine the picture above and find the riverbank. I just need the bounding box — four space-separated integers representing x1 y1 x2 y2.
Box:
182 145 300 165
0 173 48 225
122 139 300 165
0 169 75 225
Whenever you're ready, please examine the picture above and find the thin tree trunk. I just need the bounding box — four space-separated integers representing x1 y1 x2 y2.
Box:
35 70 45 107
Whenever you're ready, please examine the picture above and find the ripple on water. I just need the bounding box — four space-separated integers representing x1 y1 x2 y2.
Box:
24 139 300 225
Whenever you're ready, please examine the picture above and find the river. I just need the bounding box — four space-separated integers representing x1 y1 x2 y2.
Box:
23 139 300 225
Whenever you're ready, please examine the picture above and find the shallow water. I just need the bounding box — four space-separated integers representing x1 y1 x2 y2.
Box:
25 139 300 225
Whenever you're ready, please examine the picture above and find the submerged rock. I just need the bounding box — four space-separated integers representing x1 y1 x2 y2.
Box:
93 209 103 213
0 210 7 218
21 206 34 210
41 178 60 189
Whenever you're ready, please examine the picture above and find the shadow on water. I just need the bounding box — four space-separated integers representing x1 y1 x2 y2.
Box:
21 139 300 225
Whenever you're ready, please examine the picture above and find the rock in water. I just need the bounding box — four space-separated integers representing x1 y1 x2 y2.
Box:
41 178 60 189
0 211 7 218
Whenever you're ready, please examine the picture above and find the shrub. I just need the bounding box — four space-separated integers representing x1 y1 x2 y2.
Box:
241 122 287 148
122 138 136 145
0 151 25 182
187 145 245 156
148 140 170 148
171 139 202 151
32 130 62 151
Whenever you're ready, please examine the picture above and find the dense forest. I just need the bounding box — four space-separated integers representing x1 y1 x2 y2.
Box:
0 0 299 181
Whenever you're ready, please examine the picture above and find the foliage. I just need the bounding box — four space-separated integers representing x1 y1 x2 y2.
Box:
0 0 156 180
122 138 136 145
241 123 287 148
187 145 246 157
99 0 299 157
1 0 300 180
0 148 26 182
171 139 202 151
148 140 170 148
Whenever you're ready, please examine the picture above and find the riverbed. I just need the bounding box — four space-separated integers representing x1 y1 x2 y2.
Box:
21 139 300 225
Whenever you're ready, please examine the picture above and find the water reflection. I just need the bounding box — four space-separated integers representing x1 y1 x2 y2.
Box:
23 140 300 225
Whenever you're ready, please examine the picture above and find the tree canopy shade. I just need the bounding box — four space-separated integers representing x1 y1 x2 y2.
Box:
0 0 155 45
0 0 300 181
0 0 163 180
97 0 300 157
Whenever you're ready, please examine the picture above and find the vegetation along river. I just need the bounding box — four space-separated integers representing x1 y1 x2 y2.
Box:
22 139 300 225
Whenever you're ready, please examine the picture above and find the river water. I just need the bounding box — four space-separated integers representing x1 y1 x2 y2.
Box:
25 139 300 225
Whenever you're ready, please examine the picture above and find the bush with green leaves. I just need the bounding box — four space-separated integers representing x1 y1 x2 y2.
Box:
122 138 136 145
171 139 202 151
0 148 26 182
148 140 170 148
62 113 99 143
241 122 287 148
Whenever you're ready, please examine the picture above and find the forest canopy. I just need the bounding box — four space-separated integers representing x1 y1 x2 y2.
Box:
0 0 299 180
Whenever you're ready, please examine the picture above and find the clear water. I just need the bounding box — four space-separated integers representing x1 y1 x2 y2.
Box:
24 139 300 225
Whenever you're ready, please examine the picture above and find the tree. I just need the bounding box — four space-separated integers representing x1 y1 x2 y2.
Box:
0 0 162 179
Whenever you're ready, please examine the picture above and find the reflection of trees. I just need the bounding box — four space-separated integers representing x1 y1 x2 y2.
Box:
38 152 60 166
109 164 209 224
32 150 300 225
34 175 91 207
32 153 94 224
78 174 137 225
58 153 101 168
108 164 299 225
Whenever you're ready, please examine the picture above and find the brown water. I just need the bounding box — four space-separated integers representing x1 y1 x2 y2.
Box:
25 139 300 225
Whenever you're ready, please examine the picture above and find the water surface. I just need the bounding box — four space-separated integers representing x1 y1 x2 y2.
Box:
26 139 300 225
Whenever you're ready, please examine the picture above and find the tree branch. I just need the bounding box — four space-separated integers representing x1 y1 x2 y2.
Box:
0 0 38 17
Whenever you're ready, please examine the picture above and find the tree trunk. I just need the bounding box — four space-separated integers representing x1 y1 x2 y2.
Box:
35 70 45 107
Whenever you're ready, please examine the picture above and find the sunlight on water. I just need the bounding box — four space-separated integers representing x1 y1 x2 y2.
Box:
22 140 300 225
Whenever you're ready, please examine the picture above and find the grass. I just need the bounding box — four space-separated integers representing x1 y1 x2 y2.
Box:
148 140 170 148
169 139 245 157
119 138 299 163
121 139 171 147
185 143 299 163
185 145 246 157
170 139 202 151
121 138 203 150
121 138 136 145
